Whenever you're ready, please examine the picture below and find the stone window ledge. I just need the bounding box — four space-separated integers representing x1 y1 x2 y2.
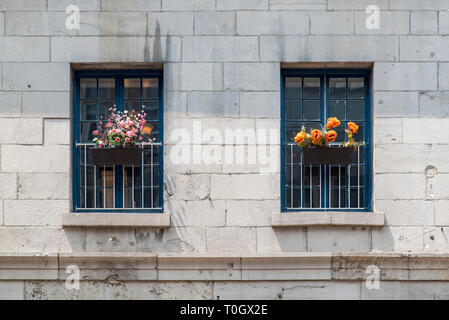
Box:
271 212 384 227
62 212 170 228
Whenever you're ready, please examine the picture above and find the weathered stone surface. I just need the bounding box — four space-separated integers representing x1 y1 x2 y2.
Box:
237 11 309 35
377 200 434 226
411 11 437 35
101 0 161 11
78 12 147 36
257 227 307 252
22 92 70 118
214 280 360 299
134 227 207 252
403 118 449 144
0 92 21 117
51 37 182 62
194 12 235 35
48 0 100 11
4 200 67 226
224 63 280 91
270 0 326 10
227 200 278 227
165 63 222 91
240 92 280 117
0 118 43 145
372 226 424 252
147 12 193 36
419 91 449 117
217 0 268 10
374 63 437 91
0 227 71 253
400 36 449 62
165 174 210 201
165 91 187 118
0 173 17 200
187 91 240 116
44 120 70 145
0 36 49 61
166 200 226 227
0 0 46 11
389 0 449 10
362 281 449 299
162 0 215 11
435 201 449 226
311 11 353 35
260 36 398 62
307 227 371 252
375 174 425 200
1 145 70 173
18 174 69 200
206 227 257 253
374 118 402 144
182 36 259 62
374 91 418 118
355 11 409 35
3 63 70 91
0 281 24 300
210 174 279 200
327 0 388 9
440 11 449 35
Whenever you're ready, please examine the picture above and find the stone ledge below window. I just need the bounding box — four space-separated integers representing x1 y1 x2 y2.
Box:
271 212 384 227
62 213 170 228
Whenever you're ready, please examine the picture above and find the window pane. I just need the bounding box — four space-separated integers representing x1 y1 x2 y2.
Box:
350 165 365 187
329 100 345 120
80 78 97 99
143 78 159 99
285 100 301 120
303 100 320 121
143 101 159 120
303 78 320 99
124 78 141 99
285 122 301 142
329 78 346 99
347 100 364 121
125 100 141 112
348 77 364 99
285 77 301 99
98 78 115 100
284 145 301 165
80 101 97 120
80 122 97 142
99 101 114 120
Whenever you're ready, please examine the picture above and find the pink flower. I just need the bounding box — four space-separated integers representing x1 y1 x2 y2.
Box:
126 130 136 138
93 130 99 135
105 122 113 128
112 129 117 133
115 137 121 143
125 137 130 143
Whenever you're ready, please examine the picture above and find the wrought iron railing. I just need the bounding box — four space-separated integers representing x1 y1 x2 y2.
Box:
284 143 365 210
75 142 162 211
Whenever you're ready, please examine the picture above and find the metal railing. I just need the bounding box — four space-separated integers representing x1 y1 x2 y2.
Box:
285 143 364 210
76 142 162 211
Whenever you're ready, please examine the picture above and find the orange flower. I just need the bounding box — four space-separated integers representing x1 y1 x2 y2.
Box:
294 131 306 144
311 129 322 145
348 122 358 134
325 130 337 143
326 117 340 129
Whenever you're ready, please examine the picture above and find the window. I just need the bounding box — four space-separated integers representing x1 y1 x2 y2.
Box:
72 70 163 213
281 69 372 212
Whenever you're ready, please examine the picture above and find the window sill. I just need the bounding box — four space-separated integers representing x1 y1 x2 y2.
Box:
62 212 170 228
271 211 384 227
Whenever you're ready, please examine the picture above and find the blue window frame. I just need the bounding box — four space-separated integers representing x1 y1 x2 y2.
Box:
72 70 163 213
281 69 372 212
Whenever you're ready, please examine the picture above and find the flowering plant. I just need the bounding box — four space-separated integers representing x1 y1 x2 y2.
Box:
294 117 364 148
92 106 153 148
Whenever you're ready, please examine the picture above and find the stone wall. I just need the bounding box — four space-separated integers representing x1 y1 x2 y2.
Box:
0 0 449 299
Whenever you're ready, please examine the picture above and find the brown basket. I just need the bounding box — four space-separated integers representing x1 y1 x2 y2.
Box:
91 147 142 166
301 147 355 165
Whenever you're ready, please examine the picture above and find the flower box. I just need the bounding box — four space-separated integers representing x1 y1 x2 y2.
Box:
91 147 142 166
301 147 355 165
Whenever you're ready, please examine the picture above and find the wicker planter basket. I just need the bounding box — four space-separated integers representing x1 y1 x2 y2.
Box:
301 147 355 165
91 147 142 166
